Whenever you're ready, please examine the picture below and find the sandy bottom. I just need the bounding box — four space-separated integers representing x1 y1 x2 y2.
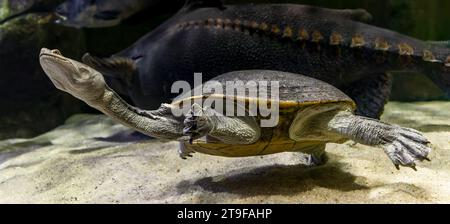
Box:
0 102 449 203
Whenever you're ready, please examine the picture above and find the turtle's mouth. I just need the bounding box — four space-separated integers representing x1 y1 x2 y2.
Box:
39 48 78 90
39 49 74 72
39 48 66 60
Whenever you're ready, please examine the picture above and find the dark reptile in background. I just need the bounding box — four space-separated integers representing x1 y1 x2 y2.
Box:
83 0 450 119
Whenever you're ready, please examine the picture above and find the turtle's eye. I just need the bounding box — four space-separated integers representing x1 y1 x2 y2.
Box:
51 49 62 55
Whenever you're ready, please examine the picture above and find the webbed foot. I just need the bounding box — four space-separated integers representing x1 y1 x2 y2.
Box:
382 126 431 170
183 104 213 144
329 111 431 171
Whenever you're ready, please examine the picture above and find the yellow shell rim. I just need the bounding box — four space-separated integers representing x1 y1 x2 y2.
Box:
172 94 357 109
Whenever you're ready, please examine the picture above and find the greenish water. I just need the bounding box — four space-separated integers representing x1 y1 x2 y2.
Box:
234 0 450 40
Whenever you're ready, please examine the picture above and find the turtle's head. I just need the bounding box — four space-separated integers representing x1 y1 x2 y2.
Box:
40 48 106 102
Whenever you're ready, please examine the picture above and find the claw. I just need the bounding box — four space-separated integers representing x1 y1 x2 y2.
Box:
178 142 195 159
418 155 431 162
180 153 194 159
410 165 417 171
395 164 400 170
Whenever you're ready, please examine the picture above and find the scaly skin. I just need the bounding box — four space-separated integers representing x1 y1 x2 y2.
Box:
85 2 450 114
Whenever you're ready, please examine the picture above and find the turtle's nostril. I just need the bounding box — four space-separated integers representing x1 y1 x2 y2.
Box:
52 49 62 55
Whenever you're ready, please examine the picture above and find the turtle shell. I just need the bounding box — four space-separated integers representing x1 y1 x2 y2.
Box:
173 70 356 157
173 70 354 109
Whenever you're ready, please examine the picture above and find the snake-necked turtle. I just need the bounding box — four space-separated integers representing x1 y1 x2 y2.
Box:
40 48 431 170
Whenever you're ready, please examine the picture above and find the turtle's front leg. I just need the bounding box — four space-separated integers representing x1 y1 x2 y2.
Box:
183 104 261 145
328 111 431 170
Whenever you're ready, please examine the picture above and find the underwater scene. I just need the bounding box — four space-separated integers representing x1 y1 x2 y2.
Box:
0 0 450 204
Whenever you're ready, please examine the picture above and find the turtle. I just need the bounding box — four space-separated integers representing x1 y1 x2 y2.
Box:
39 48 431 170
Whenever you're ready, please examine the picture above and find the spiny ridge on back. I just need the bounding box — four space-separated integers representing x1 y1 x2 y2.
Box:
175 17 450 66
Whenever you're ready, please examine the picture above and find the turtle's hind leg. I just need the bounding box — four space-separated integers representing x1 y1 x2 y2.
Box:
328 111 431 170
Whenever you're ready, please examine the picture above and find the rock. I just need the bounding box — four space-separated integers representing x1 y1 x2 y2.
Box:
0 0 64 22
0 0 35 22
0 102 449 203
0 12 87 140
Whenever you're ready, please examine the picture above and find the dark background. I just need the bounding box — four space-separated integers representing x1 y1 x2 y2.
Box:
1 0 449 139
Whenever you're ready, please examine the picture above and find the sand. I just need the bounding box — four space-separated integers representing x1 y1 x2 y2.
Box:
0 102 449 203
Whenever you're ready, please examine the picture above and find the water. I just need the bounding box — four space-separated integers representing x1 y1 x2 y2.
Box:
0 0 449 204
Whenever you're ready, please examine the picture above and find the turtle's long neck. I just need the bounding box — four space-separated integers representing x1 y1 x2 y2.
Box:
90 86 185 140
